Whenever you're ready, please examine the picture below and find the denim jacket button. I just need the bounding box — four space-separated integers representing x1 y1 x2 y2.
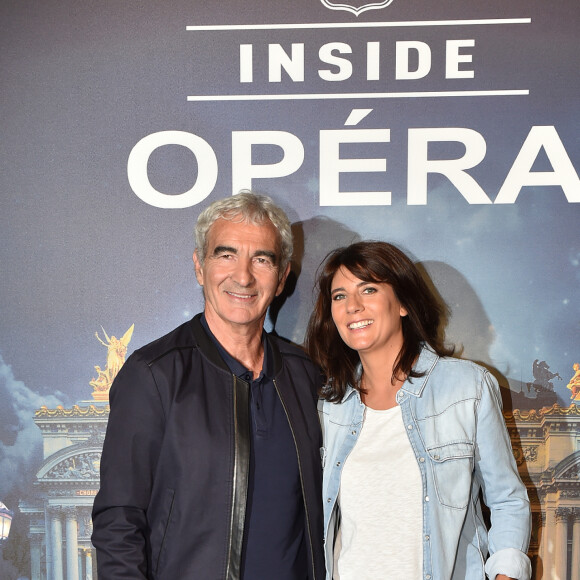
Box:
407 424 413 430
425 496 430 502
419 457 425 463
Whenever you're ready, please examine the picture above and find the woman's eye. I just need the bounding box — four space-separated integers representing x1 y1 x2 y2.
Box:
332 293 345 301
362 287 377 294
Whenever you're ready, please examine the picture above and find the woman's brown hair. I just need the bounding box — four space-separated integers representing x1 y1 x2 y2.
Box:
305 241 453 402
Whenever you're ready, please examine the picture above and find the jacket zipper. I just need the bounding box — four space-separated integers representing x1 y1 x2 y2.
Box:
273 378 317 580
226 373 239 580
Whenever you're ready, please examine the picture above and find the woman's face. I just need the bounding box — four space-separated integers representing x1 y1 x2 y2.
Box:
330 267 407 356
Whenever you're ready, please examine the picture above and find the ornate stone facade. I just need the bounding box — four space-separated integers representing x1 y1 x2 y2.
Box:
19 404 109 580
505 403 580 580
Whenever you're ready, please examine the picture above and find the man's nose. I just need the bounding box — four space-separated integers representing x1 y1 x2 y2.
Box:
232 257 255 286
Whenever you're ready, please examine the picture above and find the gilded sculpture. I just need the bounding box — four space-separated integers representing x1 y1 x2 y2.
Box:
90 324 134 401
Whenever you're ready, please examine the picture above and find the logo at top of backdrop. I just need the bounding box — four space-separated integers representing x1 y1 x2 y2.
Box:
320 0 395 16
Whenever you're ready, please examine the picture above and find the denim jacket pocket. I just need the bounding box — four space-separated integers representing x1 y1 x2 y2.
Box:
427 442 474 509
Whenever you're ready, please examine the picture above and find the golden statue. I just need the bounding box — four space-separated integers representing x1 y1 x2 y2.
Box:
90 324 134 401
566 362 580 401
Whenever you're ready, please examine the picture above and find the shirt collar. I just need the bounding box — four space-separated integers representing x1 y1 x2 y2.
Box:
200 314 272 381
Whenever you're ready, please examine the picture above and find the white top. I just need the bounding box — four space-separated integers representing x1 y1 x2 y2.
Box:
334 405 423 580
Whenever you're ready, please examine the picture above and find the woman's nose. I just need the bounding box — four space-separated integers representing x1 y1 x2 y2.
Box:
346 295 363 313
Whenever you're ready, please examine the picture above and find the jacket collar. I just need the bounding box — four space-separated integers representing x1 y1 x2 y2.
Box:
341 365 364 404
400 344 440 397
341 343 440 402
190 313 283 376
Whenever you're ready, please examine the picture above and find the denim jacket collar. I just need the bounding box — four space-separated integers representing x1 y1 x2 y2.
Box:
399 344 440 397
341 343 440 402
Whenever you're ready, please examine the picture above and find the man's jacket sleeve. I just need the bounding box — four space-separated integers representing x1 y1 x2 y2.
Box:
91 352 166 579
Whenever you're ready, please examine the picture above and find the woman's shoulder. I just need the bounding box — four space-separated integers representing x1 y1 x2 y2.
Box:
434 355 487 374
428 355 499 397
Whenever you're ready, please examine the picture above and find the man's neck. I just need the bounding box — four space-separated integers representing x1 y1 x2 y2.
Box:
203 311 265 378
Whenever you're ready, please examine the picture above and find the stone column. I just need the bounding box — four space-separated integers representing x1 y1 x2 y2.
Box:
542 507 556 578
531 511 545 580
554 507 570 580
48 508 64 580
571 508 580 580
83 548 94 580
64 507 80 580
29 534 42 580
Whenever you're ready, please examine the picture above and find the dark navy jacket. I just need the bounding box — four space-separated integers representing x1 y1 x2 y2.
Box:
92 314 325 580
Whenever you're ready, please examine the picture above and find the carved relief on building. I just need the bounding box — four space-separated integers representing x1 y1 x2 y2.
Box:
36 445 102 485
514 445 539 466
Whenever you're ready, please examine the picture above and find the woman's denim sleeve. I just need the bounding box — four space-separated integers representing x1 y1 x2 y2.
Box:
475 371 532 579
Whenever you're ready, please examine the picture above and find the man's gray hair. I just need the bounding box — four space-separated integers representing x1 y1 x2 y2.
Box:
195 190 293 273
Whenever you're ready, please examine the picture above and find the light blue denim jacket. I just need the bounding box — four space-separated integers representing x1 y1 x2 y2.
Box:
320 345 532 580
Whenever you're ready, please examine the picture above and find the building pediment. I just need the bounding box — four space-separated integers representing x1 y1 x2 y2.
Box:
36 444 101 483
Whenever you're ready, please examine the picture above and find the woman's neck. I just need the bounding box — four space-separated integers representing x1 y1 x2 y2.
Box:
359 347 405 410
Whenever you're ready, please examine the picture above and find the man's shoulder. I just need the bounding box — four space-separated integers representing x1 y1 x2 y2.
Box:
133 316 201 366
268 333 310 360
268 333 320 375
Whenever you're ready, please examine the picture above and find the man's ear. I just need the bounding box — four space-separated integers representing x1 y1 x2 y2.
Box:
275 263 291 296
192 251 204 286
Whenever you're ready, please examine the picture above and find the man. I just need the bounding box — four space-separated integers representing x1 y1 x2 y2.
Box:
92 192 325 579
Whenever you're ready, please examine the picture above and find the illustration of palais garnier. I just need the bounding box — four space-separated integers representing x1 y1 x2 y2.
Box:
506 401 580 580
19 326 133 580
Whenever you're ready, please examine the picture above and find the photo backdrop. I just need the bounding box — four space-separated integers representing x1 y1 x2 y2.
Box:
1 1 579 578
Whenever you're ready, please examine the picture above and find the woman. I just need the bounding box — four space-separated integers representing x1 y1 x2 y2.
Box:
305 241 531 580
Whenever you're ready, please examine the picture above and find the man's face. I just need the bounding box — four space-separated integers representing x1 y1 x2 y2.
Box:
193 216 290 334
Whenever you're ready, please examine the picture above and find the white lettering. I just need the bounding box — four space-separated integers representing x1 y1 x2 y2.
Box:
128 126 580 208
407 128 491 204
496 126 580 203
319 43 353 81
240 39 477 84
231 131 305 192
268 44 304 82
367 42 380 81
127 131 217 209
395 41 431 80
445 40 475 79
239 44 253 83
320 124 391 206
